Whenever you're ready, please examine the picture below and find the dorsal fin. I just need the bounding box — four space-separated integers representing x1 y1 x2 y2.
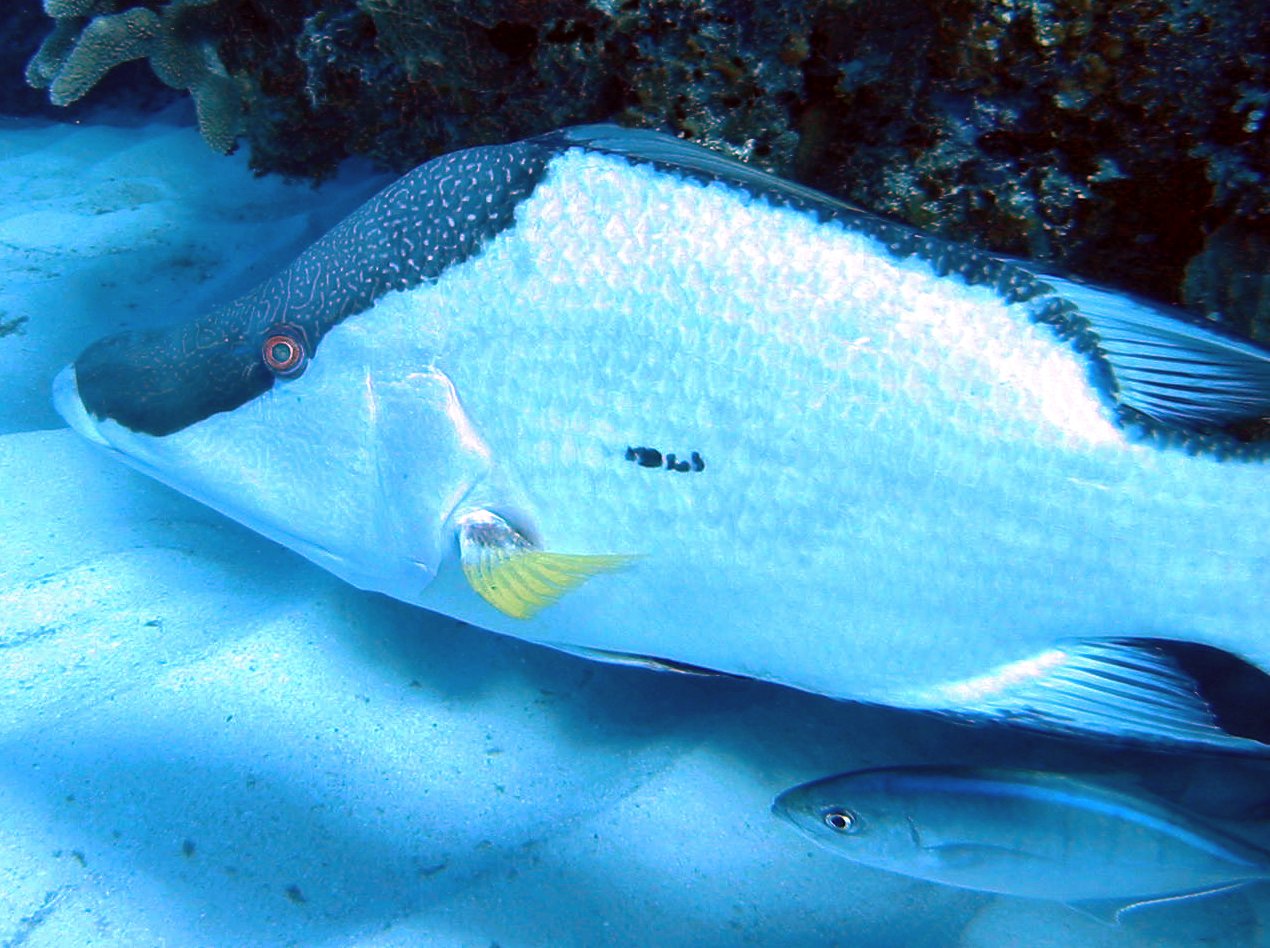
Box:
1039 275 1270 432
546 124 866 218
549 125 1270 438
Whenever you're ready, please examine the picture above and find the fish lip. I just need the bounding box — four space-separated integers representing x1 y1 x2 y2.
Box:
54 362 327 555
769 794 799 825
52 363 424 594
52 363 110 448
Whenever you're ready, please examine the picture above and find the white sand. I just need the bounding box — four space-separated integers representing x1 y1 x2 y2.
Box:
0 117 1263 946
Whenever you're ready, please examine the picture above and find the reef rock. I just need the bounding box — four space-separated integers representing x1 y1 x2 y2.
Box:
22 0 1269 336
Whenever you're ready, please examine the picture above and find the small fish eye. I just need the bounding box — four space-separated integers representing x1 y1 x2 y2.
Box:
823 810 857 833
262 325 308 378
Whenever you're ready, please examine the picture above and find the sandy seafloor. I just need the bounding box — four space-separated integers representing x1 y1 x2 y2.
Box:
0 112 1267 947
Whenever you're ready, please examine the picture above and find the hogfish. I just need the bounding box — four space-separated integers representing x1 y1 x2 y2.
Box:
52 126 1270 751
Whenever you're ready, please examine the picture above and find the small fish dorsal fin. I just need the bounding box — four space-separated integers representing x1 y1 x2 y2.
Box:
1040 275 1270 434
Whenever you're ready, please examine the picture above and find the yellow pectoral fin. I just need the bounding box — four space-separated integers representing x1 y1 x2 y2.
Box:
464 549 634 620
457 510 635 620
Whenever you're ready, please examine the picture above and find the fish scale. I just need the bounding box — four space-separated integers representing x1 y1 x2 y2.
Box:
52 126 1270 751
473 164 1243 697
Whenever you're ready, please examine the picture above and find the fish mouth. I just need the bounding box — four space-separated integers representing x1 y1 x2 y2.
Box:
59 366 339 566
770 792 798 824
54 361 318 549
53 363 111 448
53 361 433 602
770 788 829 837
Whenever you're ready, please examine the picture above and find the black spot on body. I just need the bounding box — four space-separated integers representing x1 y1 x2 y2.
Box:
625 445 705 473
665 453 691 472
626 446 662 467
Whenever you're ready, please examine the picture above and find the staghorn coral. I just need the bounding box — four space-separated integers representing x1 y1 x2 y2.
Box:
26 0 243 154
38 8 162 105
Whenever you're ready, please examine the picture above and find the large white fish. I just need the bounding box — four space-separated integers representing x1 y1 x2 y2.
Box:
52 126 1270 751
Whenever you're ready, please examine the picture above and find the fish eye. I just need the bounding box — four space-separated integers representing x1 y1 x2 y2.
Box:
262 325 308 378
822 809 858 833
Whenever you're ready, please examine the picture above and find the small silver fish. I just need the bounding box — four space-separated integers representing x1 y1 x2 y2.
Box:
772 766 1270 919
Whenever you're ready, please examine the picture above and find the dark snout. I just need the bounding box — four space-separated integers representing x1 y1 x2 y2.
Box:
58 324 273 437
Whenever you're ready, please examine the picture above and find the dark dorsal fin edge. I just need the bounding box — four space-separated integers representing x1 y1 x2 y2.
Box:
537 124 1053 306
543 125 1270 457
1036 276 1270 440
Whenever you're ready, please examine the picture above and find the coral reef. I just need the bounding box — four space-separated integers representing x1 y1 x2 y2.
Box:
785 0 1269 336
26 0 243 153
22 0 1269 336
0 3 179 117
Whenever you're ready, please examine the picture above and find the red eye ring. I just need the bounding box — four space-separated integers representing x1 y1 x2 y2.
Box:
262 325 308 378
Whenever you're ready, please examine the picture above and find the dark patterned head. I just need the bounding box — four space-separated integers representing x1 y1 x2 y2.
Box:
53 138 555 597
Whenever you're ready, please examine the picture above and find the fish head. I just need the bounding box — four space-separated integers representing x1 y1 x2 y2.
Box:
52 293 492 604
772 770 927 870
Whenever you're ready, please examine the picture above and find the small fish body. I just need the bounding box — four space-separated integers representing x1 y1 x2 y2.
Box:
772 766 1270 916
51 125 1270 751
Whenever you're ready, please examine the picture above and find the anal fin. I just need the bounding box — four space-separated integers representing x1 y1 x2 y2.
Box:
927 638 1270 753
1070 881 1251 927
